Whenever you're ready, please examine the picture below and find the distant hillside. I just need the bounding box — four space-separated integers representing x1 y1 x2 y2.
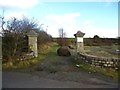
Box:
53 37 119 46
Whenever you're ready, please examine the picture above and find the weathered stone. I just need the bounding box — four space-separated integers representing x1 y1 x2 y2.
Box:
104 64 107 67
78 52 119 69
74 31 85 54
106 61 109 64
95 63 99 66
102 61 106 64
108 64 111 67
27 30 38 57
110 61 113 64
57 46 71 56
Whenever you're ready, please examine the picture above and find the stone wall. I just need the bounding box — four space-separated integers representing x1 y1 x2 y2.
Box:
78 53 119 70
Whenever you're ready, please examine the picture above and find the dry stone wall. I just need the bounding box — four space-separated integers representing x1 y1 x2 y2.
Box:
78 53 119 70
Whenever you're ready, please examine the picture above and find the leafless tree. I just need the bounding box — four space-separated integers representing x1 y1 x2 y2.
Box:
58 28 67 46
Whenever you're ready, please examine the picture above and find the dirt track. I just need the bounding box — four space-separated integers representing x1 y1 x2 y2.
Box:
2 45 119 88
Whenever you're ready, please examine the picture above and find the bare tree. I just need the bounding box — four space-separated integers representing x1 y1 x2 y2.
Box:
59 28 63 38
58 28 67 46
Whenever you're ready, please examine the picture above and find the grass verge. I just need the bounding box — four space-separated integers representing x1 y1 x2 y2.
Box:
71 57 118 80
2 43 54 71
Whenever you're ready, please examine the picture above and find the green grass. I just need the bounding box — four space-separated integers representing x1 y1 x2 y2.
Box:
83 45 119 80
71 58 118 80
2 43 55 70
31 43 75 73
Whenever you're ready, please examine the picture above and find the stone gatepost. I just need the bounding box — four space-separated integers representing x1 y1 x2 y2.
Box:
27 30 38 57
74 31 85 54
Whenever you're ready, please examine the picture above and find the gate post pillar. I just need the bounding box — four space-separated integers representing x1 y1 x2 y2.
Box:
74 31 85 54
27 30 38 57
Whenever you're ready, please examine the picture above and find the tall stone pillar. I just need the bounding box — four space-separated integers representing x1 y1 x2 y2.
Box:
27 30 38 57
74 31 85 54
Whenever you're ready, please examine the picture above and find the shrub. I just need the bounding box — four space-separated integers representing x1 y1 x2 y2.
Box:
2 17 53 62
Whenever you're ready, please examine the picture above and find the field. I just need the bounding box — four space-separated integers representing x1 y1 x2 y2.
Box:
84 45 119 58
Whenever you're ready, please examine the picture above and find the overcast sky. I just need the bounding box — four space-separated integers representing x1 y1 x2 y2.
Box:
0 0 119 38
